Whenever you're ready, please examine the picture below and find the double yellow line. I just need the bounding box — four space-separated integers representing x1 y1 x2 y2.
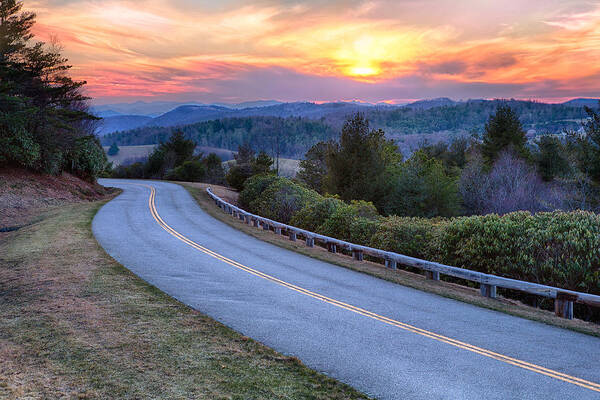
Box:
140 183 600 393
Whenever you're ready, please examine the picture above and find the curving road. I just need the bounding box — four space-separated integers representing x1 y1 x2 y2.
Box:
93 179 600 400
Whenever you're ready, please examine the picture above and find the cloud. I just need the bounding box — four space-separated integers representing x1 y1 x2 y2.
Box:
26 0 600 103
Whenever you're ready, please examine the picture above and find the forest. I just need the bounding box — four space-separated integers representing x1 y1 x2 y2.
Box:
102 99 593 161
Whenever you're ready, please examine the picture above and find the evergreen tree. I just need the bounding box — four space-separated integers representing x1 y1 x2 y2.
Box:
534 135 569 181
0 0 104 178
481 106 528 164
567 103 600 183
297 141 330 193
107 142 119 156
325 113 398 207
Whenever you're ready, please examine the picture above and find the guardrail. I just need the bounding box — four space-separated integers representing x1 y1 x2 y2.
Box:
207 187 600 320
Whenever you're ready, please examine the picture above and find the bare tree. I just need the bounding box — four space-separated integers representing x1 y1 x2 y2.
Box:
460 150 563 215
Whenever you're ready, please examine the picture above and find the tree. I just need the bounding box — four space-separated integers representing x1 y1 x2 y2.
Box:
252 151 273 175
145 131 196 178
567 104 600 183
325 113 399 208
297 141 330 193
0 0 104 179
386 151 460 217
460 150 561 215
534 135 569 181
107 142 119 156
481 106 528 164
202 153 225 184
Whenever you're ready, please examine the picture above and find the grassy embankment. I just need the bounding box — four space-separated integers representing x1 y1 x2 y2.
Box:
181 182 600 338
0 195 369 398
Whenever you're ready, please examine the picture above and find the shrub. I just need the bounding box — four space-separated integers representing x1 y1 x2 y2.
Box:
66 136 108 181
290 196 343 232
370 216 447 260
166 160 207 182
318 200 379 243
439 211 600 295
238 174 279 209
252 178 320 224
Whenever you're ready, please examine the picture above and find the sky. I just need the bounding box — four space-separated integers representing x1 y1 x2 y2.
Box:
27 0 600 105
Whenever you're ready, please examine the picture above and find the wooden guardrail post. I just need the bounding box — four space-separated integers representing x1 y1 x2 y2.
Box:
275 227 282 235
480 283 497 299
425 271 440 281
352 249 364 261
306 237 314 247
263 222 270 231
289 232 297 241
327 243 337 253
253 219 259 227
385 259 397 270
555 292 576 319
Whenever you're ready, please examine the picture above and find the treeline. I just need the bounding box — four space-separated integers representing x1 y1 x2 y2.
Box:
112 131 225 184
0 1 106 181
358 99 590 135
102 116 338 159
297 106 600 218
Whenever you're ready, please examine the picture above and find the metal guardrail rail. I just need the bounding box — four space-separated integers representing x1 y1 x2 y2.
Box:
207 187 600 319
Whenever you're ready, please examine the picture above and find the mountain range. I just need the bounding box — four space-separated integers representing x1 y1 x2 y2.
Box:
94 98 599 136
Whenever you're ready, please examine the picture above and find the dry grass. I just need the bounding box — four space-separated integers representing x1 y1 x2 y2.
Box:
181 182 600 338
0 196 369 399
103 145 156 166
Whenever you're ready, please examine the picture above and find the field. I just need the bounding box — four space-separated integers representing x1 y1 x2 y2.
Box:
103 144 156 166
0 192 369 398
223 158 300 178
104 145 238 166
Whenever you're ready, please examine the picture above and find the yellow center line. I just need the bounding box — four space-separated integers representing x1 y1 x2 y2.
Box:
133 183 600 393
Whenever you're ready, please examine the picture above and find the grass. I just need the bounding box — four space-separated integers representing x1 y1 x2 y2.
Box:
180 182 600 338
0 196 370 399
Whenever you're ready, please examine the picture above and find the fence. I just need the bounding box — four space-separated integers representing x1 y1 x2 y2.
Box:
207 187 600 320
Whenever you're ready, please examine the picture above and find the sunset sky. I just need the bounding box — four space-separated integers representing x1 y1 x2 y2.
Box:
28 0 600 105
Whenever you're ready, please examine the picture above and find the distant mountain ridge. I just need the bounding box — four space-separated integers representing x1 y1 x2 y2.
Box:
94 98 600 136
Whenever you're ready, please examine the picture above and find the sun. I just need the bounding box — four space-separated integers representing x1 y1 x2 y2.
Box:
348 65 380 77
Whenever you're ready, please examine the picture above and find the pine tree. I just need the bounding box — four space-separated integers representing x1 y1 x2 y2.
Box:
481 106 528 164
107 142 119 156
0 0 103 178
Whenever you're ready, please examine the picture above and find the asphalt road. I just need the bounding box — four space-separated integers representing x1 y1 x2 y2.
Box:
93 179 600 400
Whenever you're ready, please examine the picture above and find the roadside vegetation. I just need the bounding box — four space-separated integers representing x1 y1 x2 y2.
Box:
0 0 107 181
0 190 369 399
182 182 600 337
224 106 600 322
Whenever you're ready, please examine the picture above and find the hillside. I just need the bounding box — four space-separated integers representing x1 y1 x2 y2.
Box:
102 99 595 158
103 116 337 159
97 115 154 136
0 168 112 231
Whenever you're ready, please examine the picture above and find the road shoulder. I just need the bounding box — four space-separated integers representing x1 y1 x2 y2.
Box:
0 194 370 399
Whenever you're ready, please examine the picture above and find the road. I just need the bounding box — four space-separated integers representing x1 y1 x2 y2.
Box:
93 179 600 400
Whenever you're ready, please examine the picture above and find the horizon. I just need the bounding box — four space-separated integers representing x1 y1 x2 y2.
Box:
28 0 600 105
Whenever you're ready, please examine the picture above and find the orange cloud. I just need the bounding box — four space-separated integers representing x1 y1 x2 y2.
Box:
26 0 600 102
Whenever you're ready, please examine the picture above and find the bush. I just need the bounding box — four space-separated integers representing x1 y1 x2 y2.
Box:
0 115 41 169
318 200 379 243
370 216 447 260
290 196 343 232
166 160 207 182
66 136 108 181
238 174 279 209
252 178 319 224
439 211 600 294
